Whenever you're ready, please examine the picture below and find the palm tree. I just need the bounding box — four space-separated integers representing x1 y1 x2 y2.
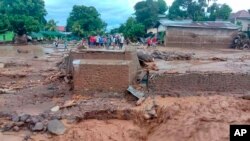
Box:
45 19 57 31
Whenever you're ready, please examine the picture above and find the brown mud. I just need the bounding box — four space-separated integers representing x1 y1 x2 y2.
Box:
1 45 250 141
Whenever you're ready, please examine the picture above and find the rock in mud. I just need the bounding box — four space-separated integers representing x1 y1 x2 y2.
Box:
14 122 25 127
51 106 60 112
13 126 20 132
47 119 66 135
29 116 40 124
241 95 250 100
11 114 20 122
20 114 30 122
32 122 44 131
2 122 14 131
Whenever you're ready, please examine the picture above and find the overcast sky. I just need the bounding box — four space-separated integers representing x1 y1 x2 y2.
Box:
44 0 249 30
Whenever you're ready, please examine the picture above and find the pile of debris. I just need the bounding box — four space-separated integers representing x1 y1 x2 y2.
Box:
137 50 194 62
0 113 66 135
231 32 250 49
151 50 194 61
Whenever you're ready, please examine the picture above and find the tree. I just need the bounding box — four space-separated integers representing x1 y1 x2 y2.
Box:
168 0 231 21
66 5 106 37
118 17 145 41
45 19 57 31
169 0 208 20
215 4 232 20
0 0 47 35
134 0 168 29
168 0 190 20
158 0 168 14
208 3 232 21
0 14 10 32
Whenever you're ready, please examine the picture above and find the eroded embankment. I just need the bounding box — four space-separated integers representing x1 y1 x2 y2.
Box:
51 95 250 141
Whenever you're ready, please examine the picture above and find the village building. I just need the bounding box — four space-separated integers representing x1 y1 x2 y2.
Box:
148 20 239 48
230 10 250 32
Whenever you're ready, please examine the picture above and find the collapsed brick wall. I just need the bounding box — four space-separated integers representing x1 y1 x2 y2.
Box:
165 27 238 48
150 73 250 95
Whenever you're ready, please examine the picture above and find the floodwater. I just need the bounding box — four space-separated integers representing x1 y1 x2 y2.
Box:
0 45 54 58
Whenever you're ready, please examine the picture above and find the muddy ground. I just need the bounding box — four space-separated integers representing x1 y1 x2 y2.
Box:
1 45 250 141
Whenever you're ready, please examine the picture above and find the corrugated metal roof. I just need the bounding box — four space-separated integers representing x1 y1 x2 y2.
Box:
160 20 239 30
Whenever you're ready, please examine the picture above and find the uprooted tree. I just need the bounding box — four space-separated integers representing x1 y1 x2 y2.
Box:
66 5 107 37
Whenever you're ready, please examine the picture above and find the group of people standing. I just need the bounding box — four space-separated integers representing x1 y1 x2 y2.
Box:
88 34 125 49
147 36 157 48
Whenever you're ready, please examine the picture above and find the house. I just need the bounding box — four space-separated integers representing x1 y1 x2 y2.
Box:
56 26 66 32
230 10 250 32
157 20 239 48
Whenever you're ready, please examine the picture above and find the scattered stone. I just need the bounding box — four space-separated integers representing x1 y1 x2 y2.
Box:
34 56 38 59
211 57 227 61
64 76 70 83
30 116 40 124
2 122 14 131
47 119 66 135
241 95 250 100
51 106 60 112
50 115 62 120
11 114 20 122
20 114 30 122
14 122 25 127
137 51 154 62
32 122 44 131
61 100 77 108
136 97 146 106
13 126 20 132
144 102 158 120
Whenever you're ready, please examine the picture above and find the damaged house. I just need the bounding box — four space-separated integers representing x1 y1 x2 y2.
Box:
150 20 239 48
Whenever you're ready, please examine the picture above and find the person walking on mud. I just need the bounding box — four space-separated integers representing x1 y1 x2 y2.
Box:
64 39 68 50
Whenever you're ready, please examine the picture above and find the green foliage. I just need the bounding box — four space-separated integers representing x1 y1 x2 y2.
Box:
119 17 145 41
66 5 106 37
45 19 57 31
158 0 168 14
0 0 47 35
168 0 232 21
134 0 168 28
168 0 189 20
208 3 232 20
0 14 10 32
215 4 232 20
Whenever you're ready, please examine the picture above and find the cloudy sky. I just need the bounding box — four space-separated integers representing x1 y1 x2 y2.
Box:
44 0 249 30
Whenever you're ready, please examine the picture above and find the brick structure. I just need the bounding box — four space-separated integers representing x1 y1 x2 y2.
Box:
150 73 250 95
70 47 140 95
157 21 239 48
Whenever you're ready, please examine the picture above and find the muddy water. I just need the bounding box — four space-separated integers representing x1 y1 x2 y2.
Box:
0 45 54 58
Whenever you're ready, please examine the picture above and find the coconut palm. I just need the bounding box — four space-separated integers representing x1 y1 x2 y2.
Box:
45 19 58 31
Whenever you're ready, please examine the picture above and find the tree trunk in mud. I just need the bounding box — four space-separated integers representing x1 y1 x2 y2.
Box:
14 34 28 45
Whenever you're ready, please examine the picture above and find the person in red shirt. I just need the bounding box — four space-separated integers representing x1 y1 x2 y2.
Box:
147 38 152 48
152 36 157 48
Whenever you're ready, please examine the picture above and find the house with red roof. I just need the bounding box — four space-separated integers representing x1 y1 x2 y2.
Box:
230 10 250 31
56 26 66 32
